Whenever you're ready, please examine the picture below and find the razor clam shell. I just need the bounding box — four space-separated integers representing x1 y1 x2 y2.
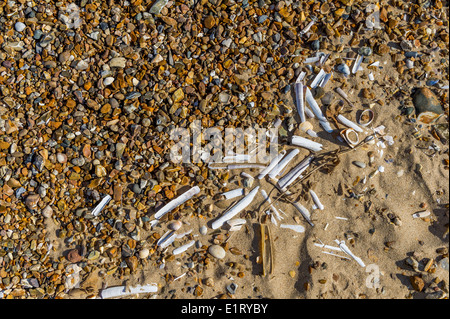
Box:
257 149 287 180
292 202 314 226
267 149 300 179
280 224 305 233
335 87 355 108
291 135 323 152
227 218 247 227
319 120 334 133
412 210 431 218
335 240 366 267
277 155 314 190
261 189 282 220
310 69 326 88
309 189 324 210
154 186 200 220
352 55 363 74
295 82 305 123
91 195 112 217
319 73 332 88
337 114 364 132
305 87 327 122
100 284 158 299
157 230 176 248
172 240 195 255
221 188 244 200
211 186 259 229
223 154 251 163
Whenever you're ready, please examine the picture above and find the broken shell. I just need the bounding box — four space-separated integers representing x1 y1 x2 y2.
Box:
268 149 300 179
299 121 313 132
291 135 323 152
168 220 182 231
257 150 287 180
412 210 431 219
337 114 364 132
154 186 200 220
340 128 360 148
358 109 374 127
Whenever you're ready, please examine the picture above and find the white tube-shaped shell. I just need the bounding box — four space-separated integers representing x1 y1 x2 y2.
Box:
223 154 251 163
92 195 112 217
310 69 326 88
318 120 333 133
257 149 287 180
305 87 327 122
211 186 259 229
352 55 363 74
261 189 282 220
154 186 200 220
222 188 244 200
291 135 323 152
267 149 300 179
280 224 305 233
319 73 332 88
305 105 315 118
335 87 355 108
309 189 324 210
412 210 430 218
337 114 364 132
295 82 305 123
277 155 314 190
293 202 314 226
335 240 365 267
157 230 176 248
172 240 195 255
100 284 158 299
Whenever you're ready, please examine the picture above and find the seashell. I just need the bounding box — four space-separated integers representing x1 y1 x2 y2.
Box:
300 20 314 34
412 210 431 219
299 121 318 138
340 128 360 148
310 69 326 88
358 109 374 127
154 186 200 220
280 224 305 233
352 161 366 168
291 135 323 152
309 189 324 210
168 220 182 231
199 225 208 235
91 195 112 217
335 240 365 267
173 240 195 255
257 149 287 180
352 55 363 74
277 154 315 190
157 230 176 249
211 186 259 229
335 87 355 108
319 120 334 133
139 248 149 259
292 202 314 226
261 190 282 220
337 114 364 132
305 87 327 122
319 73 332 88
221 188 244 200
100 284 158 299
103 77 115 86
320 2 330 14
227 218 246 231
294 82 305 123
268 149 299 179
336 63 350 77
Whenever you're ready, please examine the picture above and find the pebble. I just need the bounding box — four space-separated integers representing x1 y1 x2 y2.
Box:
67 249 83 263
208 245 226 259
199 226 208 236
139 248 149 259
353 161 367 168
14 22 26 32
438 258 449 271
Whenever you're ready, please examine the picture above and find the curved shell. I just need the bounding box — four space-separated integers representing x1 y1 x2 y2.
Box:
340 128 359 148
358 109 374 127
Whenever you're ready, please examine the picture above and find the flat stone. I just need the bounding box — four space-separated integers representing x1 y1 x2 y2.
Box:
208 245 226 259
109 57 127 68
15 22 26 32
149 0 168 14
409 276 425 292
67 249 83 263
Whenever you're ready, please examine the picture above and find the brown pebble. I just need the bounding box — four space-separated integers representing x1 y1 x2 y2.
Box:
67 249 83 263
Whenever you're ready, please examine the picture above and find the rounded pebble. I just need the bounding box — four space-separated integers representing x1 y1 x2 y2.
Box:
208 245 226 259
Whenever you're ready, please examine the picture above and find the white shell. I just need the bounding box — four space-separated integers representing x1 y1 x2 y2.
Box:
305 87 327 122
352 55 363 74
221 188 244 200
91 195 112 217
340 128 360 147
309 189 324 210
310 69 326 88
293 202 314 226
268 149 299 179
154 186 200 220
257 150 287 180
277 155 314 190
357 109 374 127
295 82 305 123
412 210 431 218
211 186 259 229
280 224 305 233
172 240 195 255
168 220 182 231
100 284 158 299
291 135 323 152
337 114 364 132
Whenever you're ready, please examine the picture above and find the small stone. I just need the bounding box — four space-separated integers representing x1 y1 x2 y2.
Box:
409 276 425 292
149 0 168 14
15 22 26 32
310 40 320 51
125 256 138 272
172 88 184 103
289 270 296 278
208 245 226 259
438 258 449 271
109 57 127 68
42 205 53 218
199 226 207 235
25 194 40 210
353 161 366 168
67 249 83 263
139 248 149 259
103 77 115 86
75 60 89 71
59 51 71 63
204 16 216 29
116 143 126 158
